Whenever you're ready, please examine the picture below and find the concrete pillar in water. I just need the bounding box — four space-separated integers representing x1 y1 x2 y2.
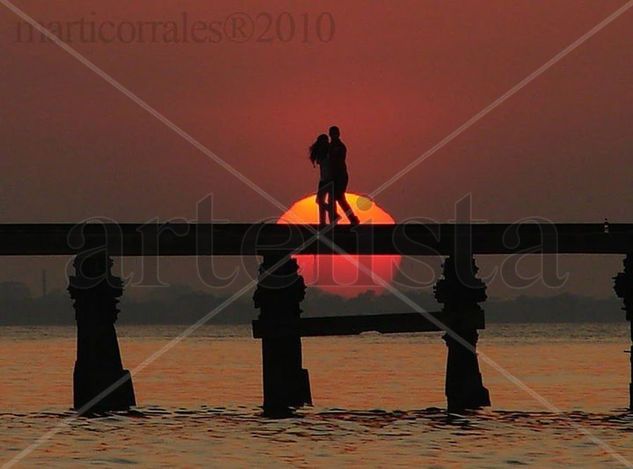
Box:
613 253 633 410
68 251 135 412
434 255 491 413
253 254 311 416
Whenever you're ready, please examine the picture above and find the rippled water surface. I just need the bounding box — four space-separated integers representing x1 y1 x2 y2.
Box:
2 323 632 467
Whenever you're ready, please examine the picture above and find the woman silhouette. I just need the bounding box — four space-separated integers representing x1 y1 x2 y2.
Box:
309 134 335 225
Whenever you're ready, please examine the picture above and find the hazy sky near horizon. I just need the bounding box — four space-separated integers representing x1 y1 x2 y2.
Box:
1 0 632 298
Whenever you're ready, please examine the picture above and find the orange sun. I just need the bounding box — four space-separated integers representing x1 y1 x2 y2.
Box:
278 193 401 298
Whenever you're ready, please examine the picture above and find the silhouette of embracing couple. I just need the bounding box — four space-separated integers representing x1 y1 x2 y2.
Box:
309 126 360 226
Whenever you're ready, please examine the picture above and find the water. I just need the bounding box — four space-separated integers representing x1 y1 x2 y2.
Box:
1 323 633 467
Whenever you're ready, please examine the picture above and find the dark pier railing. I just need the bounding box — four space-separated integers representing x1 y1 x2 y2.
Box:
0 222 633 256
1 222 632 416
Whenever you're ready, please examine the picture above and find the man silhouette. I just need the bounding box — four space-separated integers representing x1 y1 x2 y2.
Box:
328 126 360 225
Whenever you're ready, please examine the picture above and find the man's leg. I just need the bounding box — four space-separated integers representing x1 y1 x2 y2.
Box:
326 181 338 224
336 195 359 224
334 176 359 224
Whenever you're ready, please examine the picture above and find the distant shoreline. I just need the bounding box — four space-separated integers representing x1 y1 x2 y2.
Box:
0 284 626 326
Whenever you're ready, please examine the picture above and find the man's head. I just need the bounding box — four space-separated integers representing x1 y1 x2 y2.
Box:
328 126 340 140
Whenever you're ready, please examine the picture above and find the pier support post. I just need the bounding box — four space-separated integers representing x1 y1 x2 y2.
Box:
68 251 135 412
434 255 490 413
613 253 633 411
253 254 311 416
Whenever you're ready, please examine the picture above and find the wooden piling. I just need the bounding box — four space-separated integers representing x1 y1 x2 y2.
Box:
68 251 135 412
253 254 311 416
435 255 490 412
613 253 633 410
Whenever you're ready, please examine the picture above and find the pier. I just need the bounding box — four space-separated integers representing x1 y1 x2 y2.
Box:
1 222 632 415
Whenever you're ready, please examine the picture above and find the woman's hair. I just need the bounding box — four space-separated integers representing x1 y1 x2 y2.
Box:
309 134 329 165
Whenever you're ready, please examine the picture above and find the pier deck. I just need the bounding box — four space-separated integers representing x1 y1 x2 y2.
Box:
0 223 631 256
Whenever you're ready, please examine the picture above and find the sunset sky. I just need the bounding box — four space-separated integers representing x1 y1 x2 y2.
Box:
1 0 632 298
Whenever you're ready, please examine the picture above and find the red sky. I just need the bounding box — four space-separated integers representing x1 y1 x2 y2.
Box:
1 0 632 298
